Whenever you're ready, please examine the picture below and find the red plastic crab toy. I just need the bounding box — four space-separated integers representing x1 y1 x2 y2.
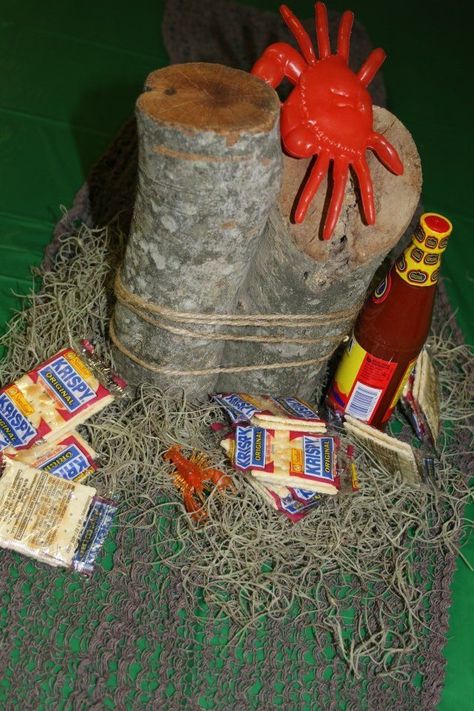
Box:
251 2 404 240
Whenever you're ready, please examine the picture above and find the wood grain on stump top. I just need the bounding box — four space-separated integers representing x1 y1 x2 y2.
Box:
139 62 280 136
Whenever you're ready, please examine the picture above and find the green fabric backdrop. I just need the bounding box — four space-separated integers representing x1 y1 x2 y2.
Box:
0 0 472 707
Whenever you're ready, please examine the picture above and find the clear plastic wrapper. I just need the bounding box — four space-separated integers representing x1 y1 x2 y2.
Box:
399 348 440 449
344 415 421 486
337 444 360 495
0 457 96 567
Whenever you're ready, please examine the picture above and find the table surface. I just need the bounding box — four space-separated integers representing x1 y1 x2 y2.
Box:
0 0 472 707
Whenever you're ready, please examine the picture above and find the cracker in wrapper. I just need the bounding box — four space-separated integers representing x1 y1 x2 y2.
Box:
213 393 326 432
276 488 324 522
0 344 124 455
12 430 98 482
221 425 340 495
344 415 421 486
244 477 324 522
18 347 114 430
0 457 96 567
217 396 358 518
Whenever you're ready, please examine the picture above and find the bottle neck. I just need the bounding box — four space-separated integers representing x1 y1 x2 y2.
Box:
395 213 452 287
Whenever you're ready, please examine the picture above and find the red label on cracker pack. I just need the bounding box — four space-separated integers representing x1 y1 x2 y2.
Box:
0 347 116 454
28 434 97 482
0 387 48 451
29 348 113 423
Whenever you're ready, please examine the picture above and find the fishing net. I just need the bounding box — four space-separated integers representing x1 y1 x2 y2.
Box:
0 138 473 709
0 2 472 708
0 213 472 709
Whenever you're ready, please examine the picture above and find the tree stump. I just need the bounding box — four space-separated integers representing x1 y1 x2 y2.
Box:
216 107 422 397
111 63 281 397
112 62 421 402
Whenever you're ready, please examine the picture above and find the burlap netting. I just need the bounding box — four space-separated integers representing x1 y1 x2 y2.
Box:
2 1 472 709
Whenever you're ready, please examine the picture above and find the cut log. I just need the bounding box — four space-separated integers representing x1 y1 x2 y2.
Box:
216 107 422 397
111 63 281 397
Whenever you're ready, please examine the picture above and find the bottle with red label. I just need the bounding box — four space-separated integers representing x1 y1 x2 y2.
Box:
326 212 453 429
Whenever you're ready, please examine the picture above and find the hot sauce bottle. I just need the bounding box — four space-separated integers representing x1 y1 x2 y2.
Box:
326 213 453 429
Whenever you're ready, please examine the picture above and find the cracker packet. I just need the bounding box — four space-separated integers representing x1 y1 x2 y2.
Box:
274 488 324 522
290 486 325 504
221 426 340 494
72 496 117 575
399 348 440 448
245 477 324 522
344 415 423 486
0 457 96 568
12 431 98 482
0 343 125 454
212 393 326 432
246 456 358 522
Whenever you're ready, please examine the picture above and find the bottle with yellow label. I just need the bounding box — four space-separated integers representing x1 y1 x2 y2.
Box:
326 212 453 429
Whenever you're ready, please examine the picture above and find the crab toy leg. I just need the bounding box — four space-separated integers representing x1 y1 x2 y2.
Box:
280 4 317 64
336 7 354 63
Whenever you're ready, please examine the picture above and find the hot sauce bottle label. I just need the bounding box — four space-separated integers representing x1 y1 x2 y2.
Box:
327 336 398 424
371 273 392 304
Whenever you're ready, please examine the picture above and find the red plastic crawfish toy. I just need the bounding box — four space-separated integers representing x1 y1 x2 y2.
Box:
251 2 404 240
163 444 235 521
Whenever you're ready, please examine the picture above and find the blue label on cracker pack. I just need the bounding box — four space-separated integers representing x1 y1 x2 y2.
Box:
273 396 320 421
280 494 303 515
38 356 96 412
303 437 335 481
280 493 319 516
234 426 267 470
73 498 116 575
0 393 37 450
214 394 261 423
39 444 92 481
291 488 321 503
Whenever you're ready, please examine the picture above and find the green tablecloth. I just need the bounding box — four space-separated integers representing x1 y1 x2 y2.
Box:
0 0 472 707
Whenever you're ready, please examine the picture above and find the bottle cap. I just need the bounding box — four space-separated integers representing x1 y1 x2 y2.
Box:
416 213 453 254
396 212 453 286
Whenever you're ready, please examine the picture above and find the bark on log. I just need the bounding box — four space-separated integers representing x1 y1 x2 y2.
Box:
216 107 422 397
111 63 281 397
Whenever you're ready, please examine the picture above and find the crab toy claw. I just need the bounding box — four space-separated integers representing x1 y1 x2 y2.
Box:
251 2 404 240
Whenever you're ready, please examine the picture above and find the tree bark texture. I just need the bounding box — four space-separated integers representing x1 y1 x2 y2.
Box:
216 107 422 397
112 63 282 397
